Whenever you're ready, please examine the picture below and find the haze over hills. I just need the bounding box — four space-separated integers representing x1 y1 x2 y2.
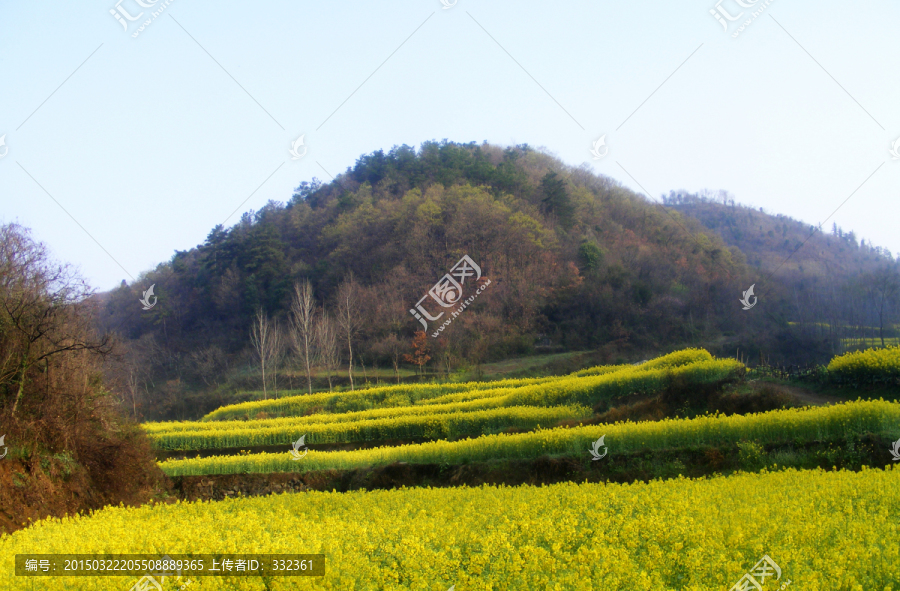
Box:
95 141 899 420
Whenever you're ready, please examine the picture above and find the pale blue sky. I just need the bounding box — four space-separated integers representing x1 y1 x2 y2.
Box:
2 0 898 290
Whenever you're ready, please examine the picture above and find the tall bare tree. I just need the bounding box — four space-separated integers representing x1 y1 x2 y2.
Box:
374 333 403 384
289 280 316 394
189 345 228 390
0 223 111 416
270 319 284 399
336 276 363 390
249 308 278 400
314 310 339 392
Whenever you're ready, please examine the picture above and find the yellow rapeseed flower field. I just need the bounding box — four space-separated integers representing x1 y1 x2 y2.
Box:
204 375 562 421
158 399 899 477
828 345 900 385
147 353 742 453
203 348 727 421
150 405 591 450
1 467 897 590
144 395 515 435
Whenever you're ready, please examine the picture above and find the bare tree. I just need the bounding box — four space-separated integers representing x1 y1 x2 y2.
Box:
315 310 339 392
270 319 284 399
335 276 363 390
249 308 279 400
289 280 316 394
0 223 112 416
373 333 403 384
189 345 228 390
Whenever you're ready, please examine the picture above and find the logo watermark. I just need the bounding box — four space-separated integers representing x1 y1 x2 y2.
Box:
129 555 190 591
0 435 7 460
0 134 8 159
440 0 457 9
290 435 308 460
289 135 307 160
710 0 775 38
409 255 491 337
590 135 608 160
729 555 788 591
889 137 900 160
890 438 900 461
589 435 608 460
740 284 757 310
140 284 157 310
129 575 193 591
110 0 177 39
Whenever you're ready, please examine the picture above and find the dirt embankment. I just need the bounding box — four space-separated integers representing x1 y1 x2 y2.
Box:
0 427 170 536
168 434 896 503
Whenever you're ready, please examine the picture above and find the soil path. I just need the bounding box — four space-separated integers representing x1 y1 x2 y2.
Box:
755 383 844 407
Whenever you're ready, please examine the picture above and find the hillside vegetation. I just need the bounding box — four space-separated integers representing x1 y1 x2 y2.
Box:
0 224 163 536
98 142 900 421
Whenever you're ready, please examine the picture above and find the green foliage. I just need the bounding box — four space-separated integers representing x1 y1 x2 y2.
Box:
737 440 765 469
539 171 574 228
578 240 604 271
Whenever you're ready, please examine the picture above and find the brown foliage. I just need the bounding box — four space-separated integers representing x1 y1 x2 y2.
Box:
0 223 165 534
403 330 431 375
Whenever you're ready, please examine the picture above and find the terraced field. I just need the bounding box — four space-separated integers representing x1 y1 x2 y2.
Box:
5 347 899 590
146 349 737 454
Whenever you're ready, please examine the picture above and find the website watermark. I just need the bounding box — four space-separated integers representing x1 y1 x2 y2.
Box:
290 435 308 460
409 255 491 337
709 0 776 38
140 284 157 310
110 0 177 39
740 284 757 310
129 575 193 591
590 135 608 160
289 135 307 160
589 435 608 460
889 137 900 160
729 554 788 591
128 555 189 591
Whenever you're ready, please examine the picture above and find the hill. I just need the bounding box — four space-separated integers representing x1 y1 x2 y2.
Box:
96 141 899 420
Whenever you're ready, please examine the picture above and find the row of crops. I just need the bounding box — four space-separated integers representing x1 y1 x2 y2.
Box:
202 348 716 421
202 375 562 421
827 345 900 385
157 399 900 476
150 405 592 450
145 350 741 451
144 346 900 472
3 466 897 589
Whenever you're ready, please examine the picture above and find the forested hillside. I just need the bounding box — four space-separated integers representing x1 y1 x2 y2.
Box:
665 191 900 354
96 141 899 420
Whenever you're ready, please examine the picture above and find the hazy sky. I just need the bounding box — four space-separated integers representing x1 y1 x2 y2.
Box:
2 0 898 291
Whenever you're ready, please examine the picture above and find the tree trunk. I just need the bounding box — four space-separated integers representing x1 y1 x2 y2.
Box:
11 353 29 416
261 357 267 400
304 332 312 395
347 334 354 391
